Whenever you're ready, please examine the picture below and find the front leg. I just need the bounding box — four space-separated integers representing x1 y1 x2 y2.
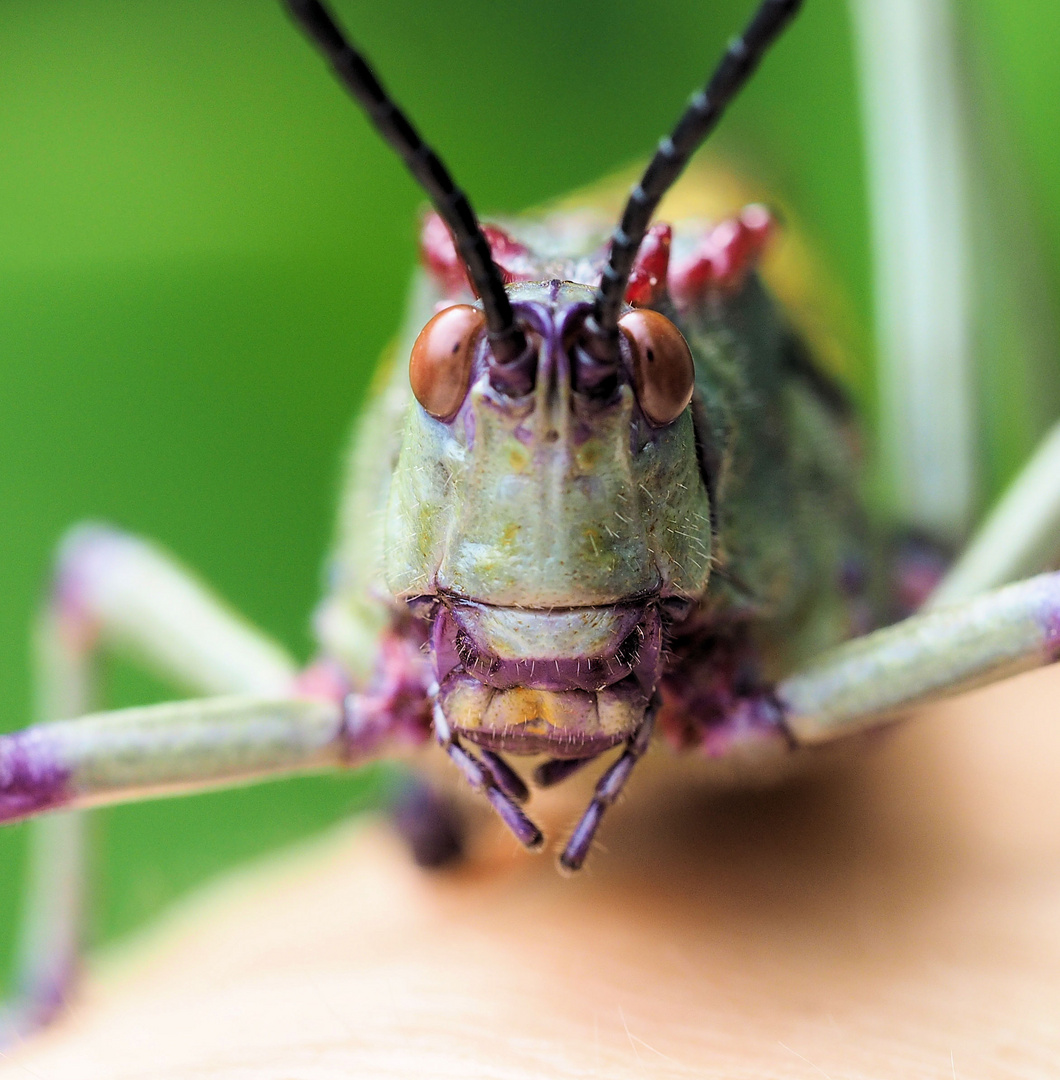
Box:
0 695 374 825
4 525 308 1040
3 525 448 1040
661 571 1060 759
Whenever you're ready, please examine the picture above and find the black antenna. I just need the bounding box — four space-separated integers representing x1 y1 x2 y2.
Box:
590 0 804 345
283 0 524 362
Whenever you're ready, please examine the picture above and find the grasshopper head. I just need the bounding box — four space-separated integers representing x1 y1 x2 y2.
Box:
283 0 802 866
386 279 712 755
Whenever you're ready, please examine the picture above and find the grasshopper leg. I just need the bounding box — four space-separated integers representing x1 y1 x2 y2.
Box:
778 571 1060 745
389 777 465 869
1 524 303 1041
664 573 1060 756
931 419 1060 606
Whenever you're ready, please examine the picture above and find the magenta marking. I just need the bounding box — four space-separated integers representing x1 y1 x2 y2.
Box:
625 222 672 306
294 658 352 704
420 212 536 296
657 626 789 756
338 619 435 764
50 524 133 651
1029 572 1060 661
670 204 775 303
0 730 72 824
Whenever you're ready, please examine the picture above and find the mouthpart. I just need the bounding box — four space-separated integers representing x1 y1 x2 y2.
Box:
430 598 662 756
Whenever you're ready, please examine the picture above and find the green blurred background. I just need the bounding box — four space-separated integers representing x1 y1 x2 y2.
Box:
0 0 1057 980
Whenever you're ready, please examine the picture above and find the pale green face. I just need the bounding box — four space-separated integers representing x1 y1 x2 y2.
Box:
385 282 712 607
383 281 712 753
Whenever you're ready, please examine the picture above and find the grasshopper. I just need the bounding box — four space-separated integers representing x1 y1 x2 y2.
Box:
3 0 1060 1037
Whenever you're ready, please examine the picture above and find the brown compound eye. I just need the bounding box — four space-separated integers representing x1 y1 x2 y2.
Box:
618 309 695 426
409 304 485 420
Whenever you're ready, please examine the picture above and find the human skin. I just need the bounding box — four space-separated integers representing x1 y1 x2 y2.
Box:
3 665 1060 1079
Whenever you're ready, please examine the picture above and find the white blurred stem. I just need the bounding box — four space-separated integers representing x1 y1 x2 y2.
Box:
848 0 976 542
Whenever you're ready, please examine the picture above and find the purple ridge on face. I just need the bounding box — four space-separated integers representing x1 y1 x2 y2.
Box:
0 729 72 824
486 296 584 404
431 603 662 695
512 422 534 445
447 294 639 430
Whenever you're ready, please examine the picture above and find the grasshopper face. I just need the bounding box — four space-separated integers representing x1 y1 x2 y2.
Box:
385 278 712 756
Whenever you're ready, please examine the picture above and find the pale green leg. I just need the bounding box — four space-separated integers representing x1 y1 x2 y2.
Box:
930 419 1060 606
1 525 304 1040
779 572 1060 745
3 695 349 817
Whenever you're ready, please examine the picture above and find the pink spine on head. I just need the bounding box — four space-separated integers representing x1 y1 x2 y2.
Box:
625 223 672 307
670 204 776 304
420 213 536 297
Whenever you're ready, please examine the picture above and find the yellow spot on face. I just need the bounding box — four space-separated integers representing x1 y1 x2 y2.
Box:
575 442 601 473
500 522 520 547
507 444 531 472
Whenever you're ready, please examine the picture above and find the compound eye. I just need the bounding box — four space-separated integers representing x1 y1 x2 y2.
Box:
409 304 485 420
618 309 695 426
